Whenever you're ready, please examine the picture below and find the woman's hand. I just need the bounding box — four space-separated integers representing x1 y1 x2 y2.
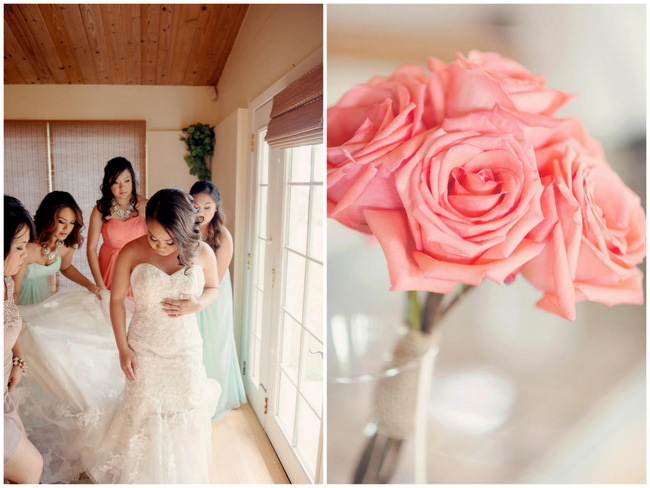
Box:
119 347 138 382
161 294 200 317
7 364 23 392
87 283 103 300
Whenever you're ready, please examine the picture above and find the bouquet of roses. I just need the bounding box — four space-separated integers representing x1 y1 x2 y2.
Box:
329 50 644 320
327 50 645 483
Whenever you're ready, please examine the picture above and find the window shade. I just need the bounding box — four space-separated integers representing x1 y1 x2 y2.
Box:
4 121 50 216
265 64 323 149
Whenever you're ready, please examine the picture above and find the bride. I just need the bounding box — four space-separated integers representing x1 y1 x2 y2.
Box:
16 188 220 483
78 188 221 483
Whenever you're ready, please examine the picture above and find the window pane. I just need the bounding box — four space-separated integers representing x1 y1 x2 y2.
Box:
305 261 323 341
254 288 264 339
258 130 269 185
257 186 268 239
251 337 261 385
281 312 302 384
290 145 312 183
300 330 323 416
312 144 323 183
284 250 306 321
256 238 266 290
308 185 323 261
296 396 320 476
278 371 298 440
286 185 310 255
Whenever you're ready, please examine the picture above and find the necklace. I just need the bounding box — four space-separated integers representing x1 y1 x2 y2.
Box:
111 199 134 220
41 240 64 261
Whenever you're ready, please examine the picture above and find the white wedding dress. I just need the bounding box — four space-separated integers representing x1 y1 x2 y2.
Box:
15 263 220 483
79 263 220 483
15 289 127 482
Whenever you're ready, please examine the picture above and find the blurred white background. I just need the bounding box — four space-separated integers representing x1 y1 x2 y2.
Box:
327 4 645 484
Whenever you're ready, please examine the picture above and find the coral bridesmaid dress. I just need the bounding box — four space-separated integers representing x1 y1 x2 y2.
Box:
97 216 146 294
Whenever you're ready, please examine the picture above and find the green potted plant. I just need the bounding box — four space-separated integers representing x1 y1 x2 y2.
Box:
180 122 215 181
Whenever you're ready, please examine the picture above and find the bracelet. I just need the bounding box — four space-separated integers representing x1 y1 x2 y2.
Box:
12 357 27 373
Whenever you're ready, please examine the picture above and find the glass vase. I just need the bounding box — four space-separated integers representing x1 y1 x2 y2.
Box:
328 313 440 484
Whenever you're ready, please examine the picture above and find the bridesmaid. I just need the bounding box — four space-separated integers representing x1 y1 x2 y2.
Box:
12 191 101 305
87 157 147 294
4 195 43 484
190 181 247 421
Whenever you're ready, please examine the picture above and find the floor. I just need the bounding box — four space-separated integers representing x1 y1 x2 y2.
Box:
68 402 289 484
212 403 290 484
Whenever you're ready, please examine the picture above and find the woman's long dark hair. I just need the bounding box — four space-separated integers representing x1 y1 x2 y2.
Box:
4 195 36 259
146 189 202 267
97 157 139 222
189 180 225 252
34 191 85 248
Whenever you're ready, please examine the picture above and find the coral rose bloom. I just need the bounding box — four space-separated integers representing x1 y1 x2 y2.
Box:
365 110 546 293
445 50 572 118
523 136 645 320
328 62 446 232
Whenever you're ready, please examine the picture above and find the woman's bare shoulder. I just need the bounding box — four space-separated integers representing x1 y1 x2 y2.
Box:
123 235 147 252
196 241 217 264
136 195 148 211
25 242 41 262
220 226 233 246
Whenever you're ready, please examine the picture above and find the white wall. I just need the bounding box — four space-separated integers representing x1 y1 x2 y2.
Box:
213 108 249 354
215 4 323 125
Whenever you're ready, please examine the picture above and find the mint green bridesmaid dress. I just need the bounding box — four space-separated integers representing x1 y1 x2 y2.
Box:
196 269 247 421
18 258 62 305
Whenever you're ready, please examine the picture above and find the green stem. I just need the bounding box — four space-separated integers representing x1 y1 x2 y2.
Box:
404 290 421 331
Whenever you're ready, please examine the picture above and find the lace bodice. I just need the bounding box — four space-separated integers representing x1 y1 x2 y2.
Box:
128 263 205 354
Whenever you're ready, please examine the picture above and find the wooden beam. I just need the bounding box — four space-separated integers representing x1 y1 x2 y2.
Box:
37 4 85 84
155 4 176 85
169 3 202 86
17 4 69 83
140 4 160 85
121 4 141 85
57 4 100 84
100 4 128 84
79 4 113 83
184 4 224 86
207 4 248 86
4 19 38 84
4 5 57 83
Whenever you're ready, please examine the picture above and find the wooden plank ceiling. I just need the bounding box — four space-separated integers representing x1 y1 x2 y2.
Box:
4 4 249 86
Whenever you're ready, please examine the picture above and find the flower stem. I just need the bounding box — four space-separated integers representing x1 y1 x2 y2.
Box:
405 290 421 331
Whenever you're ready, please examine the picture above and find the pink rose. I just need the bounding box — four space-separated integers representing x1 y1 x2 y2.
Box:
522 133 645 320
364 109 547 293
328 63 447 232
445 50 572 118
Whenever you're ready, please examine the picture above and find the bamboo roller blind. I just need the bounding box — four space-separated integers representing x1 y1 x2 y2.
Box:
265 64 323 149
